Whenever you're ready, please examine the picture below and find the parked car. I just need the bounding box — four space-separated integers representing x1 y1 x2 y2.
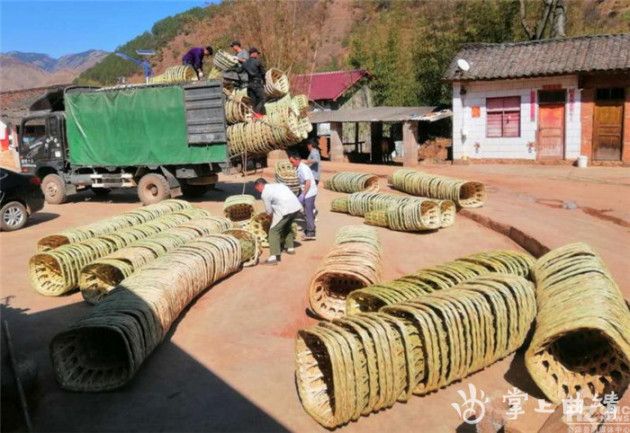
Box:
0 168 45 231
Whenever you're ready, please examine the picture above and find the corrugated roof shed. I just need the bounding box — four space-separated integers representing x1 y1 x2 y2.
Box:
292 69 372 102
443 33 630 82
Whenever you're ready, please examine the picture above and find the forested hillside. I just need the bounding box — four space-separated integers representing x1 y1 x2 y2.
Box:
77 0 630 105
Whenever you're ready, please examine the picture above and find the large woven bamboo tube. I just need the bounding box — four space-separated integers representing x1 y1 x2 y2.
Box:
148 65 197 84
390 169 487 208
223 195 256 223
296 274 536 428
36 200 191 251
324 172 380 193
274 160 300 194
29 208 206 297
79 216 233 304
50 234 248 392
526 243 630 404
308 226 383 320
347 249 535 315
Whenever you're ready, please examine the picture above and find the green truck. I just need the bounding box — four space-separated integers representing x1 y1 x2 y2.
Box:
17 81 229 205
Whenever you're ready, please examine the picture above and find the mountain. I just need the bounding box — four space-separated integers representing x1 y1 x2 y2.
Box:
0 50 108 91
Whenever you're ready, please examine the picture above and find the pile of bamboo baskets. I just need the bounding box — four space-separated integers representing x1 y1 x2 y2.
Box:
332 192 456 231
308 226 383 320
148 65 197 84
526 243 630 403
274 159 300 194
296 241 630 428
224 68 312 157
50 233 259 391
389 169 487 208
324 172 380 193
297 273 536 428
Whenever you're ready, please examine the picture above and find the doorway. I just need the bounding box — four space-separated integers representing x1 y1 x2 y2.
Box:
593 88 624 161
537 90 566 160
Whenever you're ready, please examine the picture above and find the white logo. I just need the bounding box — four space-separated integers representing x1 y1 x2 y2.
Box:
451 384 490 425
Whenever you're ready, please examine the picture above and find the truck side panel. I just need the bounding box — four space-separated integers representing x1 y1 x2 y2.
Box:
65 84 227 167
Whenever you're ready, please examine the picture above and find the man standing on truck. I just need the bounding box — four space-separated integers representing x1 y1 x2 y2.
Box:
237 47 266 118
182 45 213 78
254 178 302 266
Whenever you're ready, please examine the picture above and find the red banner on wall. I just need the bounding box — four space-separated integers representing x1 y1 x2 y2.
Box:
530 90 536 122
568 88 575 119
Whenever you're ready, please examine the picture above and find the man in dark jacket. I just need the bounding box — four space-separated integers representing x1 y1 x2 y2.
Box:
237 47 266 118
182 45 213 78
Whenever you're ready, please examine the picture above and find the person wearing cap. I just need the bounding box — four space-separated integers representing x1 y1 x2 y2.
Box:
182 45 213 78
237 47 266 118
230 40 249 63
254 178 302 265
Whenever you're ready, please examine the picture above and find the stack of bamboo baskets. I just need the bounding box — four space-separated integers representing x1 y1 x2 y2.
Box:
148 65 197 84
274 159 300 194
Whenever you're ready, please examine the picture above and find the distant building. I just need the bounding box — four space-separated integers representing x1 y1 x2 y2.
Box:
443 34 630 164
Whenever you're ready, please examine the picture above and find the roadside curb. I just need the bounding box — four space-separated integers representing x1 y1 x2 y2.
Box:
460 209 551 258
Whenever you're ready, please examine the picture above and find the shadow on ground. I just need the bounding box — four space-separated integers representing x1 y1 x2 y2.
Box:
1 288 288 433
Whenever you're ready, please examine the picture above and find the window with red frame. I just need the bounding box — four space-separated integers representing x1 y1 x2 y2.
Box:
486 96 521 138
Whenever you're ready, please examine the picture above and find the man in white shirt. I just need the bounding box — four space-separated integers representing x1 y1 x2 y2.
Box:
254 178 302 265
289 152 317 240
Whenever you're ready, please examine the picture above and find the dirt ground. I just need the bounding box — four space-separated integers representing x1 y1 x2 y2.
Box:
1 160 628 432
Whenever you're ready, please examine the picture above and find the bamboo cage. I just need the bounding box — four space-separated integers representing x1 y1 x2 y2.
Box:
347 249 535 315
389 169 487 208
274 160 300 194
213 50 239 71
50 234 250 392
526 243 630 404
225 95 253 124
264 68 290 98
79 216 233 304
29 208 207 297
308 226 383 320
223 195 256 223
324 172 380 194
37 199 191 251
296 274 536 428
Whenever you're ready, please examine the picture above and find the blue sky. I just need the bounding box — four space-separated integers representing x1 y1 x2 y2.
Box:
1 1 209 58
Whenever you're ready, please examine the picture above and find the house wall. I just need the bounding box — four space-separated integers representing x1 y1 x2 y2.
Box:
452 75 581 160
580 73 630 163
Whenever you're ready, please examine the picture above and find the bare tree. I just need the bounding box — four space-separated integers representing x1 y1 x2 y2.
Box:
520 0 566 40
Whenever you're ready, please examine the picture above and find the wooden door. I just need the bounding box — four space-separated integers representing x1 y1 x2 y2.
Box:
538 103 565 160
593 101 623 161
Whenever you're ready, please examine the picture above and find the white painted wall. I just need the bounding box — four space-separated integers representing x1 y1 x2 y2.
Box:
452 75 581 160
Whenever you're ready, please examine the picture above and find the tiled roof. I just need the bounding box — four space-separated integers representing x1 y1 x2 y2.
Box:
443 34 630 81
291 69 372 101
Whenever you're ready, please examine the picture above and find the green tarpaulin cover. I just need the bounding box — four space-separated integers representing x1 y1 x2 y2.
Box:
66 86 226 166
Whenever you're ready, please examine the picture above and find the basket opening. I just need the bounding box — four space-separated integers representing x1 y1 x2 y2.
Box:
52 327 130 391
551 330 614 369
296 332 336 419
30 254 65 295
81 265 126 303
38 235 70 251
323 275 366 299
459 182 487 206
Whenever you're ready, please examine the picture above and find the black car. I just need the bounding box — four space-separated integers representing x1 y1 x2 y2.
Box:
0 168 45 231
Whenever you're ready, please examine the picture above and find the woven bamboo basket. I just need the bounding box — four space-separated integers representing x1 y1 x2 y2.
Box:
390 169 487 208
347 249 535 315
384 200 441 232
223 228 261 267
265 95 296 116
225 96 252 124
29 208 204 296
148 65 197 84
79 216 232 304
223 195 256 222
296 273 536 428
308 226 383 320
525 243 630 404
324 172 380 194
330 197 349 214
364 210 389 228
264 68 290 98
50 234 244 392
213 49 239 71
292 94 309 116
274 160 301 194
37 199 191 251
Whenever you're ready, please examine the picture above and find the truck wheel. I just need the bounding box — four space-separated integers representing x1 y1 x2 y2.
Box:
181 183 208 198
42 174 67 204
1 201 27 231
138 173 170 205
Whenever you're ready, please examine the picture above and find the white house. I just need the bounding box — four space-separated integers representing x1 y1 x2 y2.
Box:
443 34 630 165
